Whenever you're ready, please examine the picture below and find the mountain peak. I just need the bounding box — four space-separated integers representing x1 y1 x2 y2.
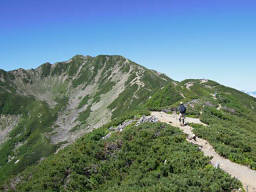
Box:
0 54 171 149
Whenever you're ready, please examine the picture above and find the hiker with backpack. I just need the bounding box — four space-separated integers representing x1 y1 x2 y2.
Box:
179 102 186 126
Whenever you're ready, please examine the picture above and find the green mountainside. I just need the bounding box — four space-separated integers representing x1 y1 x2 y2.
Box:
0 55 171 186
0 55 256 191
4 122 241 192
148 79 256 168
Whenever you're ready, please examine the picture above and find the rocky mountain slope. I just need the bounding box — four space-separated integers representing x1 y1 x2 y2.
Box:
0 55 171 184
1 55 256 191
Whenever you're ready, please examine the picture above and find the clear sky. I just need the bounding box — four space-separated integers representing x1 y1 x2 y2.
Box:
0 0 255 91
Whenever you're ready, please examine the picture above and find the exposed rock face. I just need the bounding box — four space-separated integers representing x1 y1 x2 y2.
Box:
0 55 171 149
0 115 20 145
135 115 159 126
0 55 172 185
185 82 194 89
103 115 159 140
109 120 136 132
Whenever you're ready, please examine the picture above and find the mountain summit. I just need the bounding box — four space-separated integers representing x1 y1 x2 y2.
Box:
1 55 171 140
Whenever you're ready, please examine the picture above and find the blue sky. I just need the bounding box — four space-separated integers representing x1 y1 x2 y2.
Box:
0 0 255 91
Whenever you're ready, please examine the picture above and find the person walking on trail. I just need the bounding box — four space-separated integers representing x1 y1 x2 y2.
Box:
179 102 186 126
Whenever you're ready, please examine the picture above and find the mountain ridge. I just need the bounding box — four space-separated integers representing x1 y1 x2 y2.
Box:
1 55 256 191
0 54 173 184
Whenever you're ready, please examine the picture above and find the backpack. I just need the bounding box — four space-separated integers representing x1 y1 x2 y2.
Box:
179 104 186 114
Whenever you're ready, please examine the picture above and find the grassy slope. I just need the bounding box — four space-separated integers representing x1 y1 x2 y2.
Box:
146 82 182 110
1 57 254 191
0 55 171 186
4 122 241 192
193 84 256 169
0 94 67 184
108 62 171 119
147 79 256 169
0 62 72 184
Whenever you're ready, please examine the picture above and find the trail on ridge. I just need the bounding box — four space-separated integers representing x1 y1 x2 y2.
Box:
151 111 256 192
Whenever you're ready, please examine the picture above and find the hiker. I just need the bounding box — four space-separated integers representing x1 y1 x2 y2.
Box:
178 102 186 126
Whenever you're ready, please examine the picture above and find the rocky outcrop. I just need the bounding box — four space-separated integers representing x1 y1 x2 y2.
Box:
0 115 20 145
135 115 158 126
109 120 136 132
103 115 159 140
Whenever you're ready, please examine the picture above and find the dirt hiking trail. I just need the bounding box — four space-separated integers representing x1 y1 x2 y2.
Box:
151 111 256 192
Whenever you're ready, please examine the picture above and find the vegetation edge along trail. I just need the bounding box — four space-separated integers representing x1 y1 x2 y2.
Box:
2 116 242 191
151 111 256 192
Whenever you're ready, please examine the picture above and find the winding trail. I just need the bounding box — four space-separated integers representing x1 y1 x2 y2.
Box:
151 111 256 192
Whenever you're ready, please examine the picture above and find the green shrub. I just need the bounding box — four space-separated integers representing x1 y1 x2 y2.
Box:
8 122 241 191
146 83 182 110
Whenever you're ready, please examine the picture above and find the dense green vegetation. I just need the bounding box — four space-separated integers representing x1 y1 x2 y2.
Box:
146 79 256 170
3 122 241 191
0 84 68 184
0 54 172 187
0 100 61 183
146 83 182 110
145 79 219 111
41 63 52 77
0 93 33 115
192 85 256 169
1 55 256 191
